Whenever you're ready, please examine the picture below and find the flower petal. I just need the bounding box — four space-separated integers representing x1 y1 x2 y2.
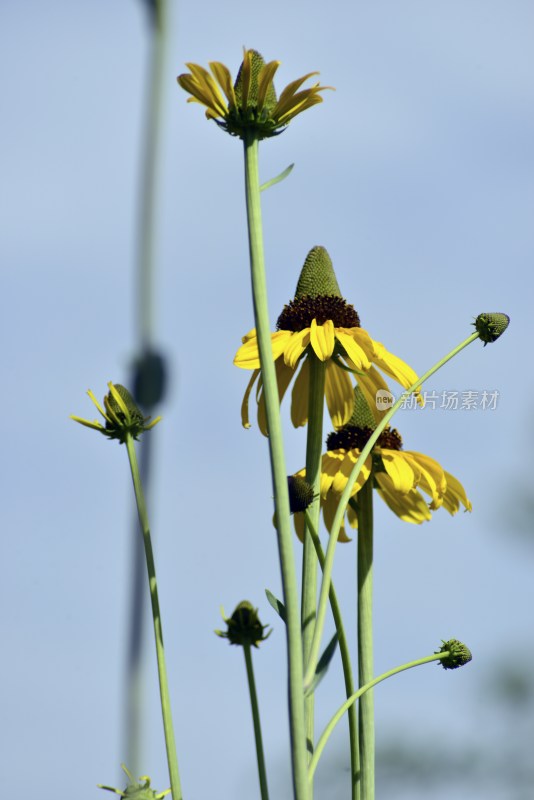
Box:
441 471 472 514
257 60 281 110
257 359 295 435
325 361 353 427
240 369 260 429
234 330 292 369
209 61 237 107
375 473 432 523
322 492 352 542
284 329 310 368
320 450 346 497
381 451 416 494
310 319 335 360
335 329 371 370
291 359 309 427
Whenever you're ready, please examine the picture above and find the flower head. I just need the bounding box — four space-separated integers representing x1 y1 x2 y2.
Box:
474 312 510 345
99 764 170 799
177 48 332 139
294 388 471 541
234 246 421 434
437 639 473 670
215 601 272 648
71 382 161 444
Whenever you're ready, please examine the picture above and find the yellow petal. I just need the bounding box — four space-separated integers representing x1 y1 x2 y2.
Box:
291 359 309 427
257 60 281 109
375 474 432 523
284 329 310 368
320 450 346 497
310 319 335 360
325 361 353 427
322 492 352 542
335 329 371 370
234 330 292 369
381 451 416 494
294 511 305 543
257 359 295 436
209 61 236 107
442 471 472 514
240 369 260 429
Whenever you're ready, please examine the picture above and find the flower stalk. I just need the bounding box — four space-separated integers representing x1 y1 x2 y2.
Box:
124 433 182 800
308 642 471 783
243 644 270 800
355 476 374 800
243 130 309 800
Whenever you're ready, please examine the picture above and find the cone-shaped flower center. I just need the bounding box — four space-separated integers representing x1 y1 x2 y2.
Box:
326 425 403 452
234 49 277 112
295 245 342 298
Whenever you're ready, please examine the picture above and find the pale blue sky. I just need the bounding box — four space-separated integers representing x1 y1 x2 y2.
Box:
2 1 533 798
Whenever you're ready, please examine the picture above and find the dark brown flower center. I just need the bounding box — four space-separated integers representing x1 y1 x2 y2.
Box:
276 295 360 332
326 425 403 452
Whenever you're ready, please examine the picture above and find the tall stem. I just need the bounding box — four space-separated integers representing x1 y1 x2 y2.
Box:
356 477 374 800
302 356 326 770
243 645 270 800
243 132 309 800
125 435 183 800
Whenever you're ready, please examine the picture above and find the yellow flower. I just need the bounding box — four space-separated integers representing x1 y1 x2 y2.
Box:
177 48 332 139
294 423 471 542
71 382 161 444
234 246 421 434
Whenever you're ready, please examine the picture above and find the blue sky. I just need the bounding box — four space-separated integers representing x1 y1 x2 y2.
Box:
2 1 533 798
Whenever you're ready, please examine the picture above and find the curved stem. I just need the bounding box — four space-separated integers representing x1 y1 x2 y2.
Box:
243 645 270 800
304 512 359 800
302 356 326 769
125 434 183 800
243 132 308 800
356 477 374 800
304 331 479 687
309 652 447 783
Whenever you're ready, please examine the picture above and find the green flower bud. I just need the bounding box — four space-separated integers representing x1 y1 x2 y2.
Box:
71 382 161 444
474 312 510 345
215 601 272 648
287 475 315 513
99 765 170 799
437 639 472 670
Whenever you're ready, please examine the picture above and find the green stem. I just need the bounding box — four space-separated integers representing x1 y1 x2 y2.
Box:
304 512 360 800
304 331 479 687
125 434 182 800
356 477 374 800
302 356 326 767
243 132 309 800
309 652 447 783
243 645 270 800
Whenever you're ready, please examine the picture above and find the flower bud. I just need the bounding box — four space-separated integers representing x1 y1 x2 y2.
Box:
437 639 472 670
474 312 510 345
215 601 271 648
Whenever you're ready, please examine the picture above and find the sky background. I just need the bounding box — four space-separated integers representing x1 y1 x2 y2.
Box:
2 1 533 798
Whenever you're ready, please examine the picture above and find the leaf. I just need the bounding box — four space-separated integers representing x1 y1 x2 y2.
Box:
260 163 294 192
305 633 338 696
265 589 287 623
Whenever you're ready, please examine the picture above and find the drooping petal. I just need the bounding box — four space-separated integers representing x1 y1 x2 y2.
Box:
322 492 352 542
405 451 447 505
257 359 295 435
331 450 372 495
354 367 391 423
325 361 353 428
320 450 346 497
240 369 260 428
375 473 432 523
381 451 416 494
291 359 309 427
310 319 335 360
441 471 472 514
294 510 306 543
284 329 311 368
335 328 371 371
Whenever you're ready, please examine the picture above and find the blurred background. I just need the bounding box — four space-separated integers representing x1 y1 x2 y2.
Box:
2 1 533 797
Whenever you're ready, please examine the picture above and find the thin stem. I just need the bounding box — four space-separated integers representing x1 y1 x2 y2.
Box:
304 512 359 800
243 132 309 800
302 356 326 768
304 330 480 687
356 477 374 800
243 645 270 800
309 652 447 783
125 434 183 800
